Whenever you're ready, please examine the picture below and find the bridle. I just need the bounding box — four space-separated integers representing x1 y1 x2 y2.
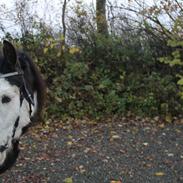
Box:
0 70 35 152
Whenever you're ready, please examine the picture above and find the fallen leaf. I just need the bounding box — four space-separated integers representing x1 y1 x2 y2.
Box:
110 181 122 183
155 172 165 176
167 153 174 157
112 135 121 139
76 165 86 174
84 148 90 153
64 177 73 183
159 124 165 128
165 114 172 123
67 141 73 146
143 142 149 146
175 129 181 133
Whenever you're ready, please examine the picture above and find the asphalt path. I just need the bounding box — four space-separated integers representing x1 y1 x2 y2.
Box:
1 118 183 183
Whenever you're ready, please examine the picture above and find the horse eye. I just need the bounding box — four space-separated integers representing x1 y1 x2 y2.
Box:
2 95 11 104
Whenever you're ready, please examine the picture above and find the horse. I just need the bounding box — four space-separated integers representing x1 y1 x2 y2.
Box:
0 40 45 173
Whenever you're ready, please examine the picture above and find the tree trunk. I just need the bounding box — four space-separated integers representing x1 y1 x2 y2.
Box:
62 0 67 46
96 0 108 36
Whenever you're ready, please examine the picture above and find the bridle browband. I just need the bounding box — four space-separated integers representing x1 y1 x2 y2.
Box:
0 71 21 79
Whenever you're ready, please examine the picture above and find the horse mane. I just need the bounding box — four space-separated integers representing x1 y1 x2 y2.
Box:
18 52 46 121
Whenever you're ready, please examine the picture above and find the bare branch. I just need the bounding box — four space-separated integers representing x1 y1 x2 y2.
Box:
175 0 183 12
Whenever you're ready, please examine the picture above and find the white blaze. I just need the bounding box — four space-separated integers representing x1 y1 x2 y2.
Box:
0 78 36 166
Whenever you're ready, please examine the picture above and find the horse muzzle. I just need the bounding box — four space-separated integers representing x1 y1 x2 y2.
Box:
0 139 19 174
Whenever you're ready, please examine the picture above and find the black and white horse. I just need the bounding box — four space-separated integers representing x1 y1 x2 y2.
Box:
0 40 45 173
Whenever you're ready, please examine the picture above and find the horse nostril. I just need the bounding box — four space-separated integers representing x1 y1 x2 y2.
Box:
0 145 7 153
12 139 19 147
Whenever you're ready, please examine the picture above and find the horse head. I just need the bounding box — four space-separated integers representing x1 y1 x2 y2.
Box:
0 40 45 173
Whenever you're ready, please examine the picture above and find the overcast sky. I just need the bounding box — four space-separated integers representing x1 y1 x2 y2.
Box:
0 0 155 37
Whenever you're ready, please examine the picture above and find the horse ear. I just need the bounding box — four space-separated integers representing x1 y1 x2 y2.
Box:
3 40 17 68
